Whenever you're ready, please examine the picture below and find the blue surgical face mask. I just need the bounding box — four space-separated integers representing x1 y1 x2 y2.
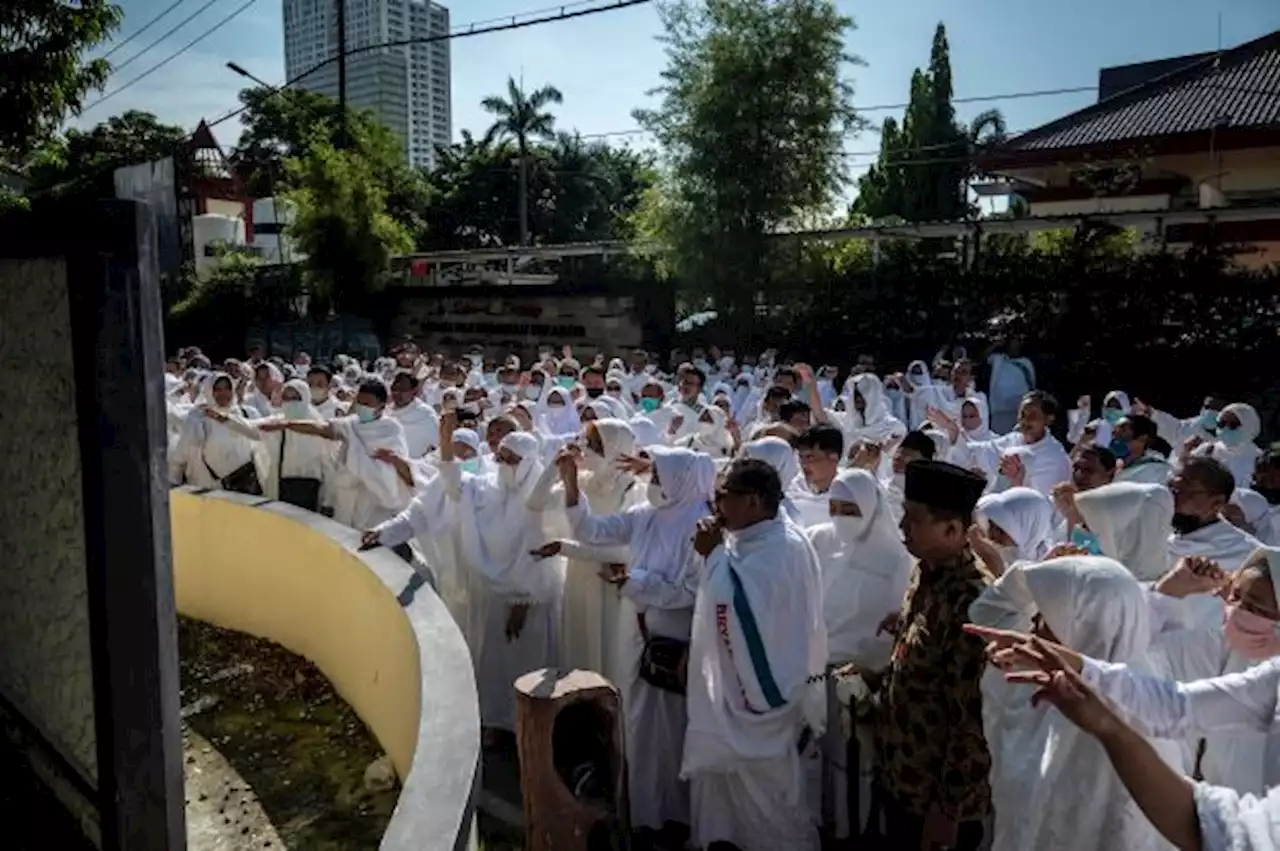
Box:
1103 408 1125 426
1219 426 1247 448
1108 437 1132 461
283 400 309 419
523 386 542 401
352 403 378 424
1198 409 1219 430
556 376 575 389
640 398 660 413
1070 526 1104 556
460 457 480 474
500 383 518 396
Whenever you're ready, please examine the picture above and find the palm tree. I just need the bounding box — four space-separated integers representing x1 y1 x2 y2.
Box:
481 76 563 245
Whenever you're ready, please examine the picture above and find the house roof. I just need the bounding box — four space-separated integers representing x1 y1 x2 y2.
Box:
989 30 1280 158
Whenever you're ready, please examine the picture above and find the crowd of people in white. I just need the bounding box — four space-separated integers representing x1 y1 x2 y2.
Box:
162 339 1280 851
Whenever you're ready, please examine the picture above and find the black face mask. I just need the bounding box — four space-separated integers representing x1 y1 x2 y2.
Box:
1171 512 1214 535
1255 485 1280 506
585 387 604 399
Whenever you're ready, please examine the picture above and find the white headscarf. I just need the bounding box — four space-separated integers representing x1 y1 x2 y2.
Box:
842 373 905 444
816 469 913 666
1074 482 1174 581
988 555 1176 851
742 436 801 490
582 418 638 508
977 486 1055 564
535 386 581 438
960 396 993 441
632 446 716 586
1203 402 1263 488
455 430 563 603
628 415 663 449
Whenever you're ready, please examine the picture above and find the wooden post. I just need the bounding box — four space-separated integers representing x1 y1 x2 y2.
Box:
515 669 627 851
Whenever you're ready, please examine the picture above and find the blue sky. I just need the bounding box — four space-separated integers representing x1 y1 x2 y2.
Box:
79 0 1280 183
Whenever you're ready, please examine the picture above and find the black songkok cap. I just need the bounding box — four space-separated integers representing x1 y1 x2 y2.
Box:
904 459 987 514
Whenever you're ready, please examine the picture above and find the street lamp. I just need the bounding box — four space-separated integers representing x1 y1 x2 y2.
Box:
226 62 276 91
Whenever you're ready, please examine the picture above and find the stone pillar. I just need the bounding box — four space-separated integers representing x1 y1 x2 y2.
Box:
515 669 627 851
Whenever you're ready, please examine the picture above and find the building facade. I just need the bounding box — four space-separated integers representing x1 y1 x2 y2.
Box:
282 0 452 169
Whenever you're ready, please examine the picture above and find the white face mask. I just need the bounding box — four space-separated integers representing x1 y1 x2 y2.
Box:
831 514 871 544
647 483 669 508
498 464 519 489
523 387 541 401
309 387 328 404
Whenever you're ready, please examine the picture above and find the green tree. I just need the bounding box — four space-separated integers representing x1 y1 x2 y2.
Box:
23 110 186 198
229 85 430 244
634 0 860 323
285 139 413 317
481 76 564 245
1 0 121 161
854 23 1003 223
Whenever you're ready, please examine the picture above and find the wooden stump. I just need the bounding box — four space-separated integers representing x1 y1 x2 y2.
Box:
515 668 627 851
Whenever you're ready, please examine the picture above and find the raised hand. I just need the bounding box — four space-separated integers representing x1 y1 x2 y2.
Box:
692 516 724 557
1155 555 1228 599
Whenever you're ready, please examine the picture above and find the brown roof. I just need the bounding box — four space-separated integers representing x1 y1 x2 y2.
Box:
988 30 1280 158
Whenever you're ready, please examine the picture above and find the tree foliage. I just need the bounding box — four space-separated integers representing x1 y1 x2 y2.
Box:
22 110 187 198
421 130 654 249
229 86 431 243
0 0 122 161
854 23 1006 222
285 139 414 318
633 0 861 320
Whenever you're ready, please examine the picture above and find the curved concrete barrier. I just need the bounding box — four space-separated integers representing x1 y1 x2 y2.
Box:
170 487 479 851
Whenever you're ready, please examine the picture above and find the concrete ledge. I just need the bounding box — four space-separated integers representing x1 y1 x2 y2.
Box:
170 487 479 851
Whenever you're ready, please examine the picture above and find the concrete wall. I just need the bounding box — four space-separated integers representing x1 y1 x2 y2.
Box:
0 258 98 786
171 488 479 850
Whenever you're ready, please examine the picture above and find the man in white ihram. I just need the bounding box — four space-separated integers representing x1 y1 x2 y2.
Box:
683 457 827 851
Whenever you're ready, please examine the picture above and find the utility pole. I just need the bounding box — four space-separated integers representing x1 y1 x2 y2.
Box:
336 0 348 148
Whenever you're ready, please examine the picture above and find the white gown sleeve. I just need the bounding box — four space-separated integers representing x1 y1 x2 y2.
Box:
1082 656 1280 739
1195 781 1280 851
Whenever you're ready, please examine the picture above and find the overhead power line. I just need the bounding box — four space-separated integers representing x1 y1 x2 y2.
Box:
108 0 228 75
102 0 192 59
83 0 264 113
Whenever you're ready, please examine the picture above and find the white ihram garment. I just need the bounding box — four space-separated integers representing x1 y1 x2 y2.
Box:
684 517 826 851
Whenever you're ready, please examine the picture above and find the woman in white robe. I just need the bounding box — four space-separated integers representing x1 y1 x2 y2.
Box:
678 404 734 462
956 393 1072 500
1146 548 1280 796
171 372 268 492
971 547 1280 851
248 378 330 509
806 469 912 672
978 555 1182 851
828 374 906 478
266 388 414 530
529 419 646 686
535 386 581 438
976 486 1055 569
371 428 565 736
562 446 716 833
1191 403 1264 490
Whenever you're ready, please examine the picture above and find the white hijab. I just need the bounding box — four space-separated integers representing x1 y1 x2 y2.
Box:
536 386 582 438
742 436 801 489
977 486 1055 564
455 431 564 602
582 418 639 510
812 469 913 667
1201 402 1264 488
1075 481 1174 581
988 556 1176 851
630 447 716 587
841 373 906 444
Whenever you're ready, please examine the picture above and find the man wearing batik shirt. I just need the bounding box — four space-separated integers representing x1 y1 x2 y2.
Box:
873 459 991 850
